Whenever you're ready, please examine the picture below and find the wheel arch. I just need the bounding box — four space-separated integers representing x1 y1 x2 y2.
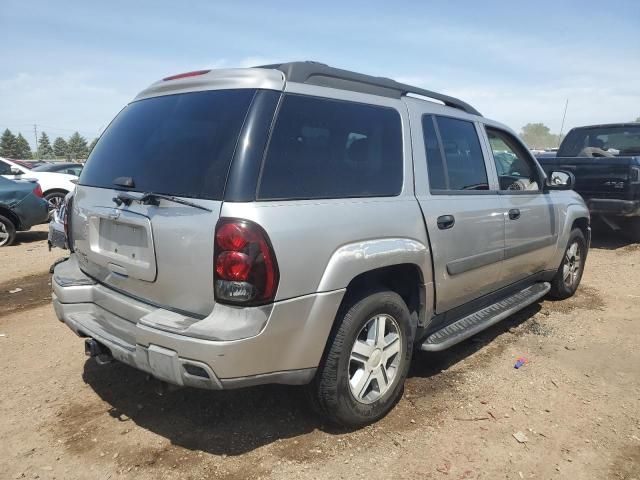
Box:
0 206 21 230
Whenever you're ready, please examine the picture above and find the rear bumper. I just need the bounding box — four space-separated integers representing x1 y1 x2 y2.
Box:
52 255 344 390
587 198 640 216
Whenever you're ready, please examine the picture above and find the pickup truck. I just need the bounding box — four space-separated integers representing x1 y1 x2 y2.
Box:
537 123 640 239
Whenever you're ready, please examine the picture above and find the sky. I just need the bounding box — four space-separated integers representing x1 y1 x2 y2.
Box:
1 0 639 148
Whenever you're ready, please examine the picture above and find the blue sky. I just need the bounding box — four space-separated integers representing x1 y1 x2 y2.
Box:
1 0 639 147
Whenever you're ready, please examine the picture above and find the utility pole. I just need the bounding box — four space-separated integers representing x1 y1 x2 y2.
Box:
33 124 39 159
558 99 569 148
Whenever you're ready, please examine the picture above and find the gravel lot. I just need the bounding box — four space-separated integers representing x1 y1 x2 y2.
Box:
1 225 639 479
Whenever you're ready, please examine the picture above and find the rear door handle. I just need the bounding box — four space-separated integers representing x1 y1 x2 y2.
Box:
437 215 455 230
508 208 521 220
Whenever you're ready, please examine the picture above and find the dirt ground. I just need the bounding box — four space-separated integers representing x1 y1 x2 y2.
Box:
1 225 639 480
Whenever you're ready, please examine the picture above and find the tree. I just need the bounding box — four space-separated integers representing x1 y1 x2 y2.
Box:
38 132 54 158
53 137 68 158
88 137 99 155
15 133 32 159
635 116 640 123
520 123 561 149
67 131 89 160
0 129 18 158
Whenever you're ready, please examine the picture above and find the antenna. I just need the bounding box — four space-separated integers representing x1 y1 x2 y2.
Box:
558 99 569 147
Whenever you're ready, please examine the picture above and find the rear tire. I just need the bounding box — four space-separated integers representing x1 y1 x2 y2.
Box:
309 290 413 427
44 191 67 211
548 228 587 299
620 217 640 243
0 214 17 247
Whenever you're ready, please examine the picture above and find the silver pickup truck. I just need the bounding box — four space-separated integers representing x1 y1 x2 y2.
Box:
52 62 590 426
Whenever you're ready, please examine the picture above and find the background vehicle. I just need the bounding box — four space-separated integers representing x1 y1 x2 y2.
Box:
0 176 49 246
0 157 78 209
48 191 73 250
13 159 48 169
33 161 83 177
537 123 640 240
52 62 590 427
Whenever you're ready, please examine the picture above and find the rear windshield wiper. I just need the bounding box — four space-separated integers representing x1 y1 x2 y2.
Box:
113 192 212 212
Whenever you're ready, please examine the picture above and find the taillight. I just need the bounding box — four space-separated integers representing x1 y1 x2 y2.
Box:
33 184 43 198
162 70 211 81
64 195 73 252
214 219 279 305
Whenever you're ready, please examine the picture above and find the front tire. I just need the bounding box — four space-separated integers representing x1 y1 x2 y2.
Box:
548 228 587 299
0 214 17 247
309 290 413 427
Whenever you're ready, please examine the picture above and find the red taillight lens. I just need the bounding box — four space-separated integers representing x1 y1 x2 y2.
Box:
162 70 211 81
33 184 43 198
214 219 279 305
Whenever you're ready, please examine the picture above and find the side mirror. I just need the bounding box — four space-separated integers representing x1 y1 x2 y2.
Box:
10 167 22 176
545 170 574 191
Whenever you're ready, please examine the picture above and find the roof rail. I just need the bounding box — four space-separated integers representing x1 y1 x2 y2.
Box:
255 61 482 116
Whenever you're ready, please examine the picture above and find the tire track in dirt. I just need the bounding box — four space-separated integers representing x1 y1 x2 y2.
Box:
0 271 52 318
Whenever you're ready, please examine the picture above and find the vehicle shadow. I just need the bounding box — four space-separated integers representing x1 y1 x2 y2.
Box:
81 302 541 456
589 222 638 251
14 230 48 245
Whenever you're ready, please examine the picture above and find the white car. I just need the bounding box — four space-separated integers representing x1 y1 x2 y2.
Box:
0 157 78 209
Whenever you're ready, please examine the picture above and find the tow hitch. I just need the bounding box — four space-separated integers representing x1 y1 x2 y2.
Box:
84 338 113 365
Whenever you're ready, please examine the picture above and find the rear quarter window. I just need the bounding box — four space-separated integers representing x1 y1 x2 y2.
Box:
258 94 403 200
79 89 256 200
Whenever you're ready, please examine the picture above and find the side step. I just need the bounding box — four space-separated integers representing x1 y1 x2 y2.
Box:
420 282 550 352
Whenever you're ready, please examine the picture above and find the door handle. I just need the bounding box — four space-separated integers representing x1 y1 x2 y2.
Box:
508 208 521 220
437 215 455 230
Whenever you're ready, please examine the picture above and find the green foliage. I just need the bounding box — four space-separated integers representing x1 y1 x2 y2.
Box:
0 129 18 158
635 116 640 123
88 137 99 155
53 137 68 158
15 133 32 159
520 123 562 149
38 132 54 158
67 131 89 159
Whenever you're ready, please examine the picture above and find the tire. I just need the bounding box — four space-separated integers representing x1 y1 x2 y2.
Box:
548 228 587 299
620 217 640 243
44 191 67 211
0 214 17 247
309 290 413 427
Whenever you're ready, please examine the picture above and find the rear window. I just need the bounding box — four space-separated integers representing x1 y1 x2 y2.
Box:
258 94 403 200
79 89 256 200
558 125 640 157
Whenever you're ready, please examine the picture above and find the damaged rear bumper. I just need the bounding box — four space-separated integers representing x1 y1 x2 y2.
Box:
52 255 345 390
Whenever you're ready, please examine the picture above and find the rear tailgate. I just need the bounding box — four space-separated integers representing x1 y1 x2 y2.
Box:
72 186 221 316
541 156 634 199
71 88 257 317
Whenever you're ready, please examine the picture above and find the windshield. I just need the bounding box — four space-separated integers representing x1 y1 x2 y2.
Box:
558 125 640 157
79 89 256 200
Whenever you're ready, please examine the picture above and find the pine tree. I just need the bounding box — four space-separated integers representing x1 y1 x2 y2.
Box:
67 132 89 160
53 137 68 158
15 133 32 159
88 137 99 155
0 129 18 158
38 132 54 158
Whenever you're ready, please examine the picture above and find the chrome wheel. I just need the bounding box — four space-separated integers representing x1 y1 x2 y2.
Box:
0 222 9 246
562 241 582 288
348 314 403 404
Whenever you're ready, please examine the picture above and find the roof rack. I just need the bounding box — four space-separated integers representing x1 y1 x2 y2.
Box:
255 61 482 117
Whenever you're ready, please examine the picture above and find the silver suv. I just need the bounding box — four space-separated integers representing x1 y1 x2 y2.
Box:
53 62 590 426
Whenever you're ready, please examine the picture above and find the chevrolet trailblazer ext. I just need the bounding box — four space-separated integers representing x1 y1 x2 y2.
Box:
53 62 590 426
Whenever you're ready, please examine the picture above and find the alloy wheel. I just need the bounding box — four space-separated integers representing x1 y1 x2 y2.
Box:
0 222 10 246
348 314 403 404
562 241 582 288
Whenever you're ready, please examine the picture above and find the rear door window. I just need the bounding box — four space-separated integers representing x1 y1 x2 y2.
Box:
79 89 256 200
422 115 489 192
258 94 403 200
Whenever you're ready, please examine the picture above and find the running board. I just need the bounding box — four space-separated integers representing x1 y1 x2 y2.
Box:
420 282 550 352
